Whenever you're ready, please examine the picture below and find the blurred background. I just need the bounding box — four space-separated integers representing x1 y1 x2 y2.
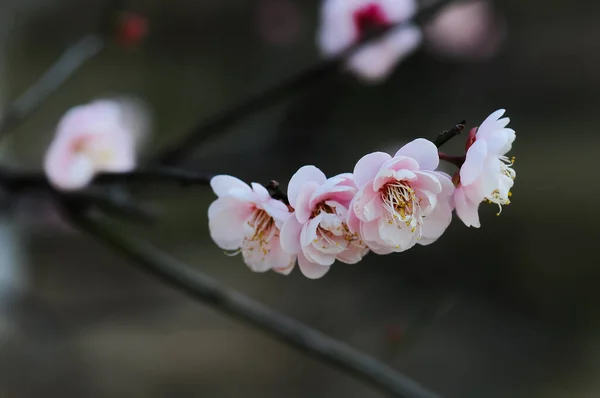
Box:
0 0 599 397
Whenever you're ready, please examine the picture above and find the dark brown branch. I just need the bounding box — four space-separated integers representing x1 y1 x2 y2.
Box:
434 120 466 148
71 213 443 398
0 35 104 138
150 0 458 166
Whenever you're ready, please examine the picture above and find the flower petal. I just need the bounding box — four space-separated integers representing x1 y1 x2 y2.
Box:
353 152 391 189
287 166 327 207
454 187 481 228
294 181 320 224
297 251 331 279
460 139 488 186
419 200 452 245
394 138 439 171
211 175 251 197
208 201 254 250
280 217 303 254
265 236 296 271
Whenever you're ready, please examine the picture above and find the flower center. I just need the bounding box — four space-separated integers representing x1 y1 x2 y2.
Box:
242 209 277 258
312 203 364 251
71 135 115 166
353 4 389 40
485 156 516 215
380 181 422 233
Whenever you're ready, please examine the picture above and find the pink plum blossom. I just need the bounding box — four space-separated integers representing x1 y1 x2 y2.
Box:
424 0 505 61
280 166 368 279
348 138 454 254
318 0 422 82
209 175 296 274
44 99 146 191
454 109 516 228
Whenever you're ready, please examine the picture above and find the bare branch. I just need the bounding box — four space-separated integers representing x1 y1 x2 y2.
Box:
0 35 104 138
150 0 459 165
71 213 444 398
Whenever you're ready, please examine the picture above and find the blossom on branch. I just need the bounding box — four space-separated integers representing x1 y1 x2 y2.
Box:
318 0 422 82
209 176 296 274
280 166 369 279
348 139 454 253
44 99 148 191
453 109 516 228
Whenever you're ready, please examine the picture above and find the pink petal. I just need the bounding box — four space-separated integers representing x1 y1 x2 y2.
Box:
280 217 303 254
353 152 391 189
273 257 296 275
210 175 251 197
208 201 254 250
412 171 442 194
251 183 271 201
309 183 356 209
419 200 452 245
346 201 362 234
297 251 331 279
294 181 320 224
353 181 382 222
377 218 417 252
287 165 326 207
394 138 439 171
47 154 96 191
432 171 455 197
454 187 481 228
262 199 292 225
460 139 488 186
300 213 323 247
304 244 337 266
265 236 296 271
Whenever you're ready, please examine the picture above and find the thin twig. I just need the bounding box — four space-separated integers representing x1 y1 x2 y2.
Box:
0 35 105 137
150 0 458 165
70 213 443 398
434 120 466 148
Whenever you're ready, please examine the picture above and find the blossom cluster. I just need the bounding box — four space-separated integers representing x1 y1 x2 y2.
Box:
209 109 516 279
317 0 504 82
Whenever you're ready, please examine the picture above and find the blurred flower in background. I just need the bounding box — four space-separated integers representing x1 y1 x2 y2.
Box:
423 0 506 61
318 0 422 82
44 97 151 191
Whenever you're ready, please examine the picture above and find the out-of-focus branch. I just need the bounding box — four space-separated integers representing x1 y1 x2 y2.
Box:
0 166 213 192
0 35 105 138
70 213 443 398
150 0 460 165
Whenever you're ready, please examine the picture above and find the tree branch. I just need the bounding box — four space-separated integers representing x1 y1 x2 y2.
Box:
434 120 466 148
0 35 104 138
150 0 459 165
70 213 443 398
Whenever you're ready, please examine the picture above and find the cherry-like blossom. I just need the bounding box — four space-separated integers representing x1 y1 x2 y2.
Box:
44 99 146 191
348 138 454 254
424 0 505 61
280 166 368 279
208 175 296 274
454 109 516 228
318 0 422 82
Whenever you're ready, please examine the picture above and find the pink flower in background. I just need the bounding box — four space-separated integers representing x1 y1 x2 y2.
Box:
280 166 368 279
348 139 454 253
209 176 296 274
44 99 148 191
424 0 505 61
318 0 422 82
454 109 516 228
